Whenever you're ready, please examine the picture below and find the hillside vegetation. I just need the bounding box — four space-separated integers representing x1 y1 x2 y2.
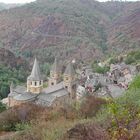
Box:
0 0 139 62
0 75 140 140
0 48 29 99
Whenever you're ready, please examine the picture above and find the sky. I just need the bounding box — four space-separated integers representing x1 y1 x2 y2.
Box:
0 0 138 4
0 0 36 4
98 0 139 1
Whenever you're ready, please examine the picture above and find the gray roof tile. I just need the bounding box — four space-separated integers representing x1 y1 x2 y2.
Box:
13 92 37 101
28 58 42 81
43 82 64 94
64 63 75 75
51 57 61 73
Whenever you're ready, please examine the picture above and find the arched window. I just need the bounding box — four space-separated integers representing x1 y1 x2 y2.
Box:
35 81 37 86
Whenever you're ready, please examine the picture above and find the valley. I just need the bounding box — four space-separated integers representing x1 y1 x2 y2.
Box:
0 0 140 140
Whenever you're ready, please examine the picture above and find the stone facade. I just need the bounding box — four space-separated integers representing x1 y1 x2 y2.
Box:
4 58 77 108
49 71 61 86
27 80 43 94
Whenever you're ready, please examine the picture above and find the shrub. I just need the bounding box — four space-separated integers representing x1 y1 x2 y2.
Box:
0 102 6 112
80 96 107 118
15 122 30 131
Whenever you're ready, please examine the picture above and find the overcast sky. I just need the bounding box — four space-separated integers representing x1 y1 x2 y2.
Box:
0 0 35 3
0 0 138 4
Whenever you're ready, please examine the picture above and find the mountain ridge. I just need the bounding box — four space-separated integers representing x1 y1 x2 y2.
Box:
0 0 139 62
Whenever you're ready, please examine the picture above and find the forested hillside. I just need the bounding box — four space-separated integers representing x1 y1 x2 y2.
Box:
0 0 139 62
0 48 28 99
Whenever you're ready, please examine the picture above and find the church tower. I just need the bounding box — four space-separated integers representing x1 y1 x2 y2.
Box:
27 58 43 94
49 57 61 86
63 63 76 99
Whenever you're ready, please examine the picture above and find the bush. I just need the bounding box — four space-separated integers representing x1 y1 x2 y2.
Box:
91 61 110 74
125 51 140 64
125 56 135 64
15 122 30 131
0 102 6 112
95 65 110 74
80 96 107 118
128 75 140 90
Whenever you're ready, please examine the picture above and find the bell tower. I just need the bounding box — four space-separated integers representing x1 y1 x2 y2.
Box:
63 63 76 99
27 58 43 94
49 57 61 86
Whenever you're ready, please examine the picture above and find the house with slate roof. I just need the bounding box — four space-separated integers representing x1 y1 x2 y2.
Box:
5 57 77 107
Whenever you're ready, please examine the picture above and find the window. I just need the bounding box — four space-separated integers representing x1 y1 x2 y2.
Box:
51 82 54 85
40 81 42 85
65 86 68 89
35 82 37 86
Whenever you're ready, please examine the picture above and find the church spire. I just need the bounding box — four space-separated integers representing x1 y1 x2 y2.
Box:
28 57 42 81
51 57 60 73
49 56 61 86
64 62 75 76
27 57 43 94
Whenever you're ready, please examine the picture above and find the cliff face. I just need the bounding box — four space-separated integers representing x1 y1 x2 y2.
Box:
0 0 139 62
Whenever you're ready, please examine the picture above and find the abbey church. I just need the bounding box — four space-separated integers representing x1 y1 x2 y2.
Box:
6 57 77 107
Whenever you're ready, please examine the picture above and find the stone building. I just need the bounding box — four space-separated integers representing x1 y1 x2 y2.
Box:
4 57 77 107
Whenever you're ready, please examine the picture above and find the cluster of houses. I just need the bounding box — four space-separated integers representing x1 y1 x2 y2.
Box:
77 62 137 99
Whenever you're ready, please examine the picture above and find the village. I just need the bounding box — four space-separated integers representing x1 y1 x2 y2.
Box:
76 60 139 100
2 56 140 108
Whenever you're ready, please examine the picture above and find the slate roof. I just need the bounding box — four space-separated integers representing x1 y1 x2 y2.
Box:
14 86 26 94
28 58 42 81
111 63 129 72
85 78 98 88
51 57 61 73
64 63 75 75
43 81 64 94
49 88 68 98
8 85 37 101
36 88 68 106
108 84 125 98
8 85 26 97
8 91 19 98
13 92 37 101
